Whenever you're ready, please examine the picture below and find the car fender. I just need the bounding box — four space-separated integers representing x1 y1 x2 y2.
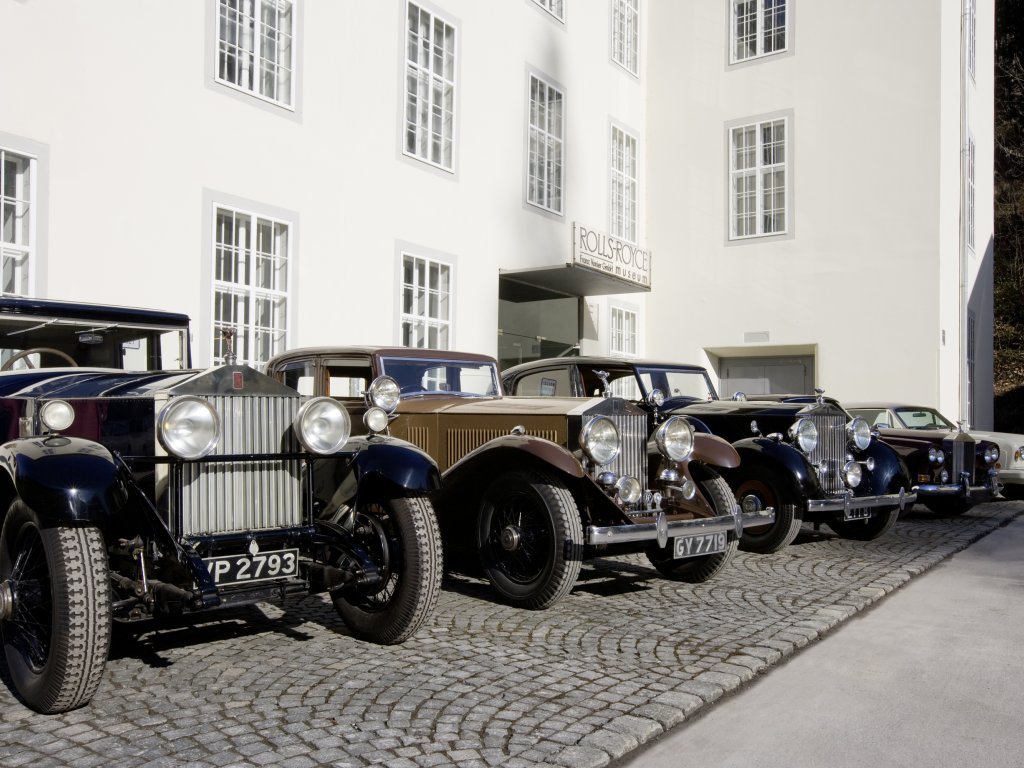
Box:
0 436 125 526
728 437 820 504
691 433 741 469
445 434 585 481
346 434 441 493
859 440 912 496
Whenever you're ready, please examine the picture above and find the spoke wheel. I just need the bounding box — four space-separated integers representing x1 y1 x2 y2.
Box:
478 470 582 609
332 496 442 645
734 468 803 554
0 500 111 713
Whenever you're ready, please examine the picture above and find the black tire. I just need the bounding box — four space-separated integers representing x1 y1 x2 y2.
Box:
732 468 803 554
646 471 739 583
477 469 583 609
332 496 443 645
0 499 111 714
922 498 972 516
827 506 901 540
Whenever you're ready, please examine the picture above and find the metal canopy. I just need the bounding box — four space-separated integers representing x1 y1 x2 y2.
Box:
498 264 650 303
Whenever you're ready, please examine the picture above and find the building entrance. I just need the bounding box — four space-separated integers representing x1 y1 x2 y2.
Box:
497 296 580 372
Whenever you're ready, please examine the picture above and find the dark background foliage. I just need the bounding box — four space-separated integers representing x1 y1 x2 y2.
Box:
994 0 1024 429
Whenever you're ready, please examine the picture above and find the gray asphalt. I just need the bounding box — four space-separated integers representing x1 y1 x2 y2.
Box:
619 512 1024 768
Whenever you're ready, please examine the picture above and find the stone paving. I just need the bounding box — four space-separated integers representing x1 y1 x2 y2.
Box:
2 501 1021 768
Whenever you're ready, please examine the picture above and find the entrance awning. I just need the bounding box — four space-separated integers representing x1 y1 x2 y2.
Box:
499 264 650 303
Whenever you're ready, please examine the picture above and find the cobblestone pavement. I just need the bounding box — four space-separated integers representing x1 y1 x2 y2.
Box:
2 501 1021 768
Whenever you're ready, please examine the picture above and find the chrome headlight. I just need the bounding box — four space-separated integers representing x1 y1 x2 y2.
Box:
647 389 665 407
984 445 999 465
580 416 620 466
846 418 872 451
366 375 401 413
1015 446 1024 463
295 397 351 455
158 397 220 459
789 418 818 453
928 446 944 465
363 406 390 434
615 476 642 504
655 416 695 462
844 460 863 488
40 400 75 433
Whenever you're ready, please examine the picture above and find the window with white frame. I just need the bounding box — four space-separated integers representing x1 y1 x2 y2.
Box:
731 0 787 63
611 125 638 243
968 0 977 79
212 206 290 366
527 74 564 214
967 134 975 252
532 0 564 22
216 0 295 107
404 3 457 171
612 0 639 76
0 149 32 296
401 253 451 349
610 306 637 357
730 118 786 239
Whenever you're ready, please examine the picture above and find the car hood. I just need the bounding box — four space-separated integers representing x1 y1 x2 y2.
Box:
397 394 606 416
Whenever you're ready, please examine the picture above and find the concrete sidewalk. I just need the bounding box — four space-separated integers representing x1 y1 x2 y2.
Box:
618 514 1024 768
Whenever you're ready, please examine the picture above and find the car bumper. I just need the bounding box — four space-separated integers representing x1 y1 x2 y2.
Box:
587 506 775 547
997 468 1024 485
915 483 995 502
806 488 916 519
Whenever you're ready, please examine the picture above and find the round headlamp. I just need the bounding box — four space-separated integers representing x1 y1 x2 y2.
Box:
647 389 665 407
580 416 620 466
984 445 999 465
366 376 401 413
40 400 75 433
615 476 642 504
295 397 351 455
655 416 695 462
789 418 818 454
928 446 944 465
844 460 863 488
158 397 220 459
363 406 390 434
846 417 872 451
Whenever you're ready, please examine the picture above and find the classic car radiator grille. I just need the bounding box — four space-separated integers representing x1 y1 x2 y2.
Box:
446 428 559 466
174 395 303 537
951 438 974 484
806 412 847 495
602 410 648 489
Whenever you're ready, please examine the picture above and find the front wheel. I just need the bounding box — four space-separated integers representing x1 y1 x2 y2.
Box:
733 467 803 554
0 499 112 714
332 496 443 645
646 471 739 583
478 470 583 609
827 506 901 540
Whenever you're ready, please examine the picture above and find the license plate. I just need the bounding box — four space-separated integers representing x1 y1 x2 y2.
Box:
843 508 874 521
204 549 299 586
673 532 727 559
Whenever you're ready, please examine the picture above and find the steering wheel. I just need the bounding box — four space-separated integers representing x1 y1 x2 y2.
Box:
1 347 79 371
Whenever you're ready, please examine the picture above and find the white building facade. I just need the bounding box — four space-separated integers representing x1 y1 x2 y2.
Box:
0 0 995 426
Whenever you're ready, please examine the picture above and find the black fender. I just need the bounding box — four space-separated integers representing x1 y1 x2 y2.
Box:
857 439 912 497
725 437 821 505
0 435 127 527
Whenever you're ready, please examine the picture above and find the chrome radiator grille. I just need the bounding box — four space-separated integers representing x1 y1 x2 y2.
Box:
603 410 648 489
951 438 974 484
173 395 303 537
806 411 847 494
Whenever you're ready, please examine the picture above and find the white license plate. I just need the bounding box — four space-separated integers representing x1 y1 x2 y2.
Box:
673 532 727 559
204 549 299 586
843 508 873 521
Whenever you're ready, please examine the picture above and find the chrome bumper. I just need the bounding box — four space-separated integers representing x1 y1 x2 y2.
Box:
916 483 994 501
807 487 916 516
587 506 775 548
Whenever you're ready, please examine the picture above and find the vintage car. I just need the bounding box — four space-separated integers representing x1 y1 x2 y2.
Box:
847 402 1003 512
266 347 774 610
501 358 916 553
0 298 444 714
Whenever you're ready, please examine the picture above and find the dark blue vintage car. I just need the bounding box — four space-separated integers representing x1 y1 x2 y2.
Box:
0 297 444 713
502 358 917 553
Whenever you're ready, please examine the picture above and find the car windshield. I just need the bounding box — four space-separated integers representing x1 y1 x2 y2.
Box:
0 315 190 372
380 356 500 397
634 366 719 402
894 407 955 430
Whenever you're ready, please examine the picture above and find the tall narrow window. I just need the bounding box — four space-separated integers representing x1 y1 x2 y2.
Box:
610 306 637 357
532 0 564 22
527 74 564 214
967 134 975 252
217 0 295 107
0 149 32 296
402 253 451 349
968 0 977 79
405 3 457 171
611 126 638 243
213 206 290 366
732 0 788 63
730 118 787 239
612 0 639 76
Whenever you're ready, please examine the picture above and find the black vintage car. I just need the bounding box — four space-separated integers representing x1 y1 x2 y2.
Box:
0 298 444 714
502 359 916 553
